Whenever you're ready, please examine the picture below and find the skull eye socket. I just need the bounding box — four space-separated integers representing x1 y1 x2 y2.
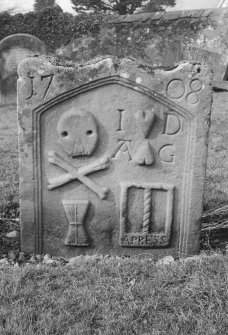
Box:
86 130 93 135
61 131 68 137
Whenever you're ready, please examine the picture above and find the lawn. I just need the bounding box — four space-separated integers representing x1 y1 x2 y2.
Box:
0 253 228 335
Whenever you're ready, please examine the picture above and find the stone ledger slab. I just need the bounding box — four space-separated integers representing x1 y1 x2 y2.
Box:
18 56 212 258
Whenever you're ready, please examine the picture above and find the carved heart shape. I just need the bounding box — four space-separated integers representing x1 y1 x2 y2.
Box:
133 140 155 166
135 109 156 139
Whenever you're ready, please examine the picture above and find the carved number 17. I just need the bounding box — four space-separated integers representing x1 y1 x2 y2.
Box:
26 74 54 100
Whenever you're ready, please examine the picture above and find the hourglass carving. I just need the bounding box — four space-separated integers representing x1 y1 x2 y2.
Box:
63 200 90 246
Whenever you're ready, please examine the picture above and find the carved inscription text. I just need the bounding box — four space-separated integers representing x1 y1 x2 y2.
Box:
120 182 174 248
25 73 54 100
112 108 182 165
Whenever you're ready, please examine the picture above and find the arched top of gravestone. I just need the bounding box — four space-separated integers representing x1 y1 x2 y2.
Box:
0 34 46 106
0 34 46 54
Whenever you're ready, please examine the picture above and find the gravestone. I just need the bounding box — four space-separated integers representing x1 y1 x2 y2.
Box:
0 34 46 105
18 56 212 258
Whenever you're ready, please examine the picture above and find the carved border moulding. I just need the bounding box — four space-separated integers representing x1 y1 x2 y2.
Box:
120 182 174 248
31 76 191 254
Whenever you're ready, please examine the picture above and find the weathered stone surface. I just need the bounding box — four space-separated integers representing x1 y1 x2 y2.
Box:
0 258 9 267
0 34 46 105
18 56 212 258
5 230 18 238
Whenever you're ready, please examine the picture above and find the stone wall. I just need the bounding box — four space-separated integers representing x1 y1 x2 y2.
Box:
57 9 228 82
1 8 228 80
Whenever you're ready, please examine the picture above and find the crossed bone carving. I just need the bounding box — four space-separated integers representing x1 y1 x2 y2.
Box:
47 151 110 199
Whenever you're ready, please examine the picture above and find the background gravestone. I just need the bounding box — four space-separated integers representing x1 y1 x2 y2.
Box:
0 34 46 105
0 34 46 202
18 56 212 258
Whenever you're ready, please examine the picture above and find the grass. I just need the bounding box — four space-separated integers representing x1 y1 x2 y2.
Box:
0 253 228 335
0 195 20 257
204 92 228 211
0 105 19 206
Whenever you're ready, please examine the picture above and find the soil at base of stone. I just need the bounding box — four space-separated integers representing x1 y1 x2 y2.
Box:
1 218 228 259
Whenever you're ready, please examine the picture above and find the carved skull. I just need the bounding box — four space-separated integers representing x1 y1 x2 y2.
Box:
57 109 98 158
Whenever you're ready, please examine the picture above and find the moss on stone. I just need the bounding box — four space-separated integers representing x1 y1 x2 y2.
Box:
0 7 114 53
